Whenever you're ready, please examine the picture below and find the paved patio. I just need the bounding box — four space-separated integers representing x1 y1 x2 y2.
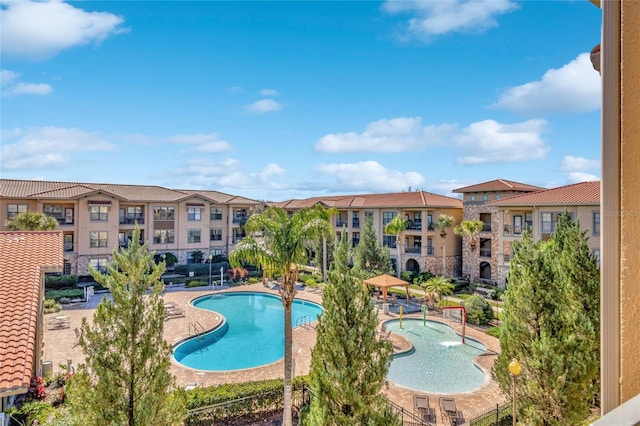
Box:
43 282 505 425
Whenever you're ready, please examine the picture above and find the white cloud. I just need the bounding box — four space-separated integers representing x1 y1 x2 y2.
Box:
454 119 548 164
315 117 443 153
315 116 547 164
245 99 282 114
382 0 518 41
314 161 425 192
491 53 601 115
1 0 126 60
1 69 52 96
168 133 231 153
0 126 114 171
260 88 279 96
560 155 600 182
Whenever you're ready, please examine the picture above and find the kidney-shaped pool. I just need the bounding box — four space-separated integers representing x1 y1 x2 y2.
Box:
173 292 323 371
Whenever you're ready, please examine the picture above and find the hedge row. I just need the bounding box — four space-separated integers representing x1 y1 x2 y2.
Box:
45 274 78 290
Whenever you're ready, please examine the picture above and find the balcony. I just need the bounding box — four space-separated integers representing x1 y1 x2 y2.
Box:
479 248 492 258
426 224 435 231
407 220 422 231
336 219 347 228
233 215 248 224
405 246 421 254
120 217 144 225
352 219 360 228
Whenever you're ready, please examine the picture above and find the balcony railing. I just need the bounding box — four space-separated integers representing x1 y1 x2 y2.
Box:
233 216 247 224
120 217 144 225
405 246 421 254
427 224 435 231
479 248 492 258
407 221 422 230
336 220 347 227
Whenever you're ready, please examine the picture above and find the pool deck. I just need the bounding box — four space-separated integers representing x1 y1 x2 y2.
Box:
43 282 505 425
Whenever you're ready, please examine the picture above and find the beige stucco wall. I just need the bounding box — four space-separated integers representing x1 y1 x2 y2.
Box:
619 0 640 402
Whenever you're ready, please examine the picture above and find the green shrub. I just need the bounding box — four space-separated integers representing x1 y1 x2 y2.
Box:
491 287 506 301
305 278 317 286
463 294 495 325
485 326 501 338
247 277 261 284
6 401 59 426
45 289 84 302
174 262 230 277
400 270 414 283
185 280 208 288
45 274 78 290
44 298 62 314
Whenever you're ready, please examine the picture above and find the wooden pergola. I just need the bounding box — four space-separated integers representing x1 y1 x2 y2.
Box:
363 274 411 303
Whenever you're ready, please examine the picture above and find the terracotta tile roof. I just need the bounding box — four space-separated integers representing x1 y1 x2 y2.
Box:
272 191 462 210
489 181 600 206
452 179 545 193
0 179 260 205
0 231 63 396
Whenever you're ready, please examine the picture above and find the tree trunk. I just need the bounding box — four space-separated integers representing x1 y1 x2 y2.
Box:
322 237 327 282
442 236 447 277
280 272 296 426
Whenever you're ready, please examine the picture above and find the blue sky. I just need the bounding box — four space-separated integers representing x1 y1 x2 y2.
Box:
1 0 602 201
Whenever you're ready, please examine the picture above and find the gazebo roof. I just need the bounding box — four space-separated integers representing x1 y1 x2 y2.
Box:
363 274 408 288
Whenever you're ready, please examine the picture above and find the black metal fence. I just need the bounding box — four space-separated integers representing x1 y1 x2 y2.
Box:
467 402 513 426
387 399 433 426
185 384 310 425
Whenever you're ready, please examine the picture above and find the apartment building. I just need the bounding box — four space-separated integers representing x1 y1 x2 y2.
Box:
0 179 261 276
274 191 463 276
489 181 601 286
452 179 546 285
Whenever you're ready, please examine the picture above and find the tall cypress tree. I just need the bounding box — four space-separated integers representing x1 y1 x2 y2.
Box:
67 227 186 426
352 215 393 277
493 214 599 425
307 230 398 426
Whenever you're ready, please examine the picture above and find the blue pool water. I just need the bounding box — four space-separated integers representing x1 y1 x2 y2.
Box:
386 319 487 393
173 292 323 371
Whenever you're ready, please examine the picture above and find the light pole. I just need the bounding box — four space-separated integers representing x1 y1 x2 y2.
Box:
208 254 213 291
509 359 522 426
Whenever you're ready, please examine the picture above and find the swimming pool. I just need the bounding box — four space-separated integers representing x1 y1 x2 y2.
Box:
173 292 323 371
385 318 487 393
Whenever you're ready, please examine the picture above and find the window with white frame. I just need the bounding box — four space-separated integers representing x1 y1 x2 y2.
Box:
592 249 601 268
382 234 396 248
153 229 174 244
90 206 108 221
382 211 396 226
593 211 600 236
7 203 28 219
541 212 573 234
210 207 222 220
90 231 108 248
188 207 202 221
153 206 175 220
188 229 201 243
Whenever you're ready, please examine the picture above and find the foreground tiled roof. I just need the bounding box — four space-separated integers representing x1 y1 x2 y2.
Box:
0 231 63 396
489 181 600 206
273 191 462 210
0 179 260 205
452 179 545 193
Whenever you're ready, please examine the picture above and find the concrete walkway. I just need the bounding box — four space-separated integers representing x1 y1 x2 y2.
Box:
43 282 505 425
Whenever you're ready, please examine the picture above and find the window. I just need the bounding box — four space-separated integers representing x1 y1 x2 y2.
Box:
210 207 222 220
120 207 143 224
119 229 142 247
64 234 74 252
495 195 501 200
592 249 601 268
427 214 433 230
188 207 201 221
541 212 573 234
90 206 108 221
90 231 108 248
89 258 108 274
593 212 600 235
153 229 174 244
513 215 523 234
7 203 28 219
382 212 396 226
352 211 360 228
64 262 72 275
382 235 396 248
483 195 489 201
427 237 434 255
154 206 175 220
210 228 222 241
365 211 374 219
352 232 360 247
525 212 533 231
188 229 201 243
470 195 476 201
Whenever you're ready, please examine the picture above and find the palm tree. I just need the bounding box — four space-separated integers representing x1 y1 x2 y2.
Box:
421 275 454 308
228 206 333 426
434 214 455 277
6 211 58 230
454 220 484 281
384 214 410 278
310 204 338 282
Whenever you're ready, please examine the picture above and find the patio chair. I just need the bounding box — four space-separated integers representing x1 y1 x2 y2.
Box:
439 397 459 421
413 394 436 423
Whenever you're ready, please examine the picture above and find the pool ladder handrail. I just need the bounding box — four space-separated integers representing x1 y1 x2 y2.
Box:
189 321 205 340
295 313 312 328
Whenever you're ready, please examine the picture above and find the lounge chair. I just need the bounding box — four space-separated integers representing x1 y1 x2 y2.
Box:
413 394 436 423
439 397 462 424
